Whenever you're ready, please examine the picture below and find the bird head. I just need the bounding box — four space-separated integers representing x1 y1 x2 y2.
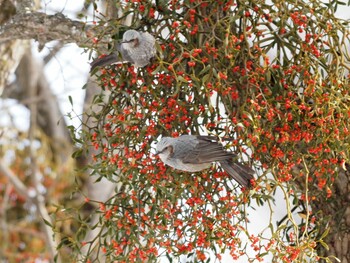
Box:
121 30 140 48
155 137 173 159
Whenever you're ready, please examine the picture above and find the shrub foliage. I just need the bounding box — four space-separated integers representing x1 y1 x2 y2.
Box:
71 1 350 262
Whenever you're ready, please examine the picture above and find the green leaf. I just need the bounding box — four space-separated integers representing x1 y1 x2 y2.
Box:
166 253 173 262
43 218 52 227
72 148 83 158
176 76 188 83
152 64 163 75
320 227 330 239
336 0 346 5
68 95 73 106
198 65 211 76
319 240 329 250
202 73 211 84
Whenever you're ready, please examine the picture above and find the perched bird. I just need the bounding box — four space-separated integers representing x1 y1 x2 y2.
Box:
155 135 254 188
90 30 156 71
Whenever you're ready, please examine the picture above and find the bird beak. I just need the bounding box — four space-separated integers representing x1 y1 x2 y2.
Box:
154 151 159 156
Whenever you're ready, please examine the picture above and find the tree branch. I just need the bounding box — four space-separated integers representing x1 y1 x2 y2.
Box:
0 159 31 199
26 49 61 262
3 49 74 164
43 41 64 64
0 12 94 48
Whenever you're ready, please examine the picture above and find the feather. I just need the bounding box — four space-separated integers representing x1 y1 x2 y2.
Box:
90 54 120 71
220 160 254 187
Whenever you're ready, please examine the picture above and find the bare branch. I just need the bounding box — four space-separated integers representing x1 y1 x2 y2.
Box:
43 41 64 64
3 49 74 164
0 185 11 253
0 159 30 199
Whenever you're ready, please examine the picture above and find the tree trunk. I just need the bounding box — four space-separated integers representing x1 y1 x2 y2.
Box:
314 168 350 263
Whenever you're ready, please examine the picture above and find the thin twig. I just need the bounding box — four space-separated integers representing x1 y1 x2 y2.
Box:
43 42 65 65
0 185 11 253
0 160 31 199
301 156 310 240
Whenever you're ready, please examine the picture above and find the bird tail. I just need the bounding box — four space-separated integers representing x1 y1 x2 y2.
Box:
219 160 254 188
90 54 120 71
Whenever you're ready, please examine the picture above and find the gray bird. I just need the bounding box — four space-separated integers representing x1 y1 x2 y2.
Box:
155 135 254 188
90 30 156 71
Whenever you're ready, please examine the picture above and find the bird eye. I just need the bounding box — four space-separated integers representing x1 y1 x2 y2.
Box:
122 39 135 44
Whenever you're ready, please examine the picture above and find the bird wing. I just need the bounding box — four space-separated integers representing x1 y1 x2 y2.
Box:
138 32 156 61
175 136 233 164
220 160 254 187
117 43 134 63
170 135 254 187
90 53 121 71
140 32 156 52
170 136 197 160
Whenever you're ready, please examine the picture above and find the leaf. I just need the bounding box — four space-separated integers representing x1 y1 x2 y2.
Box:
43 218 52 227
336 0 346 5
89 65 101 75
76 225 87 241
56 238 66 250
155 42 164 59
166 253 173 262
72 148 83 158
319 240 329 250
176 75 188 83
151 64 163 75
199 65 211 76
298 212 307 220
242 111 254 122
320 227 330 239
202 73 211 84
68 95 73 106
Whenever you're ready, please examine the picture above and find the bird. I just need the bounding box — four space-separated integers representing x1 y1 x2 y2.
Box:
155 135 255 188
90 30 156 71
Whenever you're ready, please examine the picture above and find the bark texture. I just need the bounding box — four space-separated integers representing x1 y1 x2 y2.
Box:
315 168 350 263
0 12 89 48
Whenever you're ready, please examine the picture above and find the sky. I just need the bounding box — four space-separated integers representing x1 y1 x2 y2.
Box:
2 0 350 262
